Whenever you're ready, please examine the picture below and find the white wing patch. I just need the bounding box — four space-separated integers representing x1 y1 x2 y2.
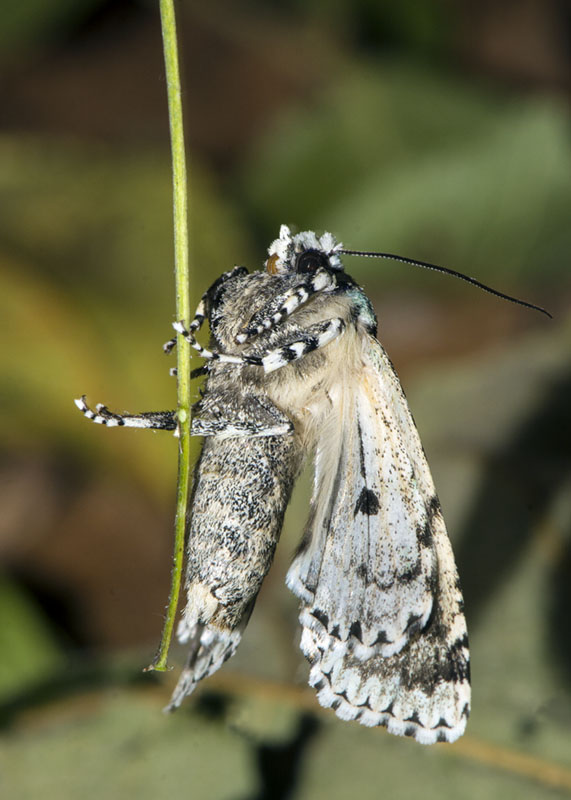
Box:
287 336 470 744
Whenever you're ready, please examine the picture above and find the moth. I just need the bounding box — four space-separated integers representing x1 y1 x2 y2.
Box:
76 225 548 744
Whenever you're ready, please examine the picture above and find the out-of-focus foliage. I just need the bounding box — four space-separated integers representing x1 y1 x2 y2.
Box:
0 1 570 798
0 578 63 698
0 138 251 490
242 64 570 288
1 0 101 59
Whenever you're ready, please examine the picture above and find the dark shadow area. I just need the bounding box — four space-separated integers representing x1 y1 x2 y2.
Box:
455 368 571 680
193 689 232 722
10 570 88 650
236 713 320 800
548 533 571 686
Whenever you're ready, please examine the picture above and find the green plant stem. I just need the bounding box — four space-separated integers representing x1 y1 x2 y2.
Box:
147 0 191 672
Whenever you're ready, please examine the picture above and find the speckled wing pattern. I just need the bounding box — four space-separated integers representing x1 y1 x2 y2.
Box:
287 335 470 744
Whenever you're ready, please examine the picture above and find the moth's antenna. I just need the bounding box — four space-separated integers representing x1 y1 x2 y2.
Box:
338 248 552 319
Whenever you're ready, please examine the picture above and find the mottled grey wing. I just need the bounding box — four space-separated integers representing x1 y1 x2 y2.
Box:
287 336 470 744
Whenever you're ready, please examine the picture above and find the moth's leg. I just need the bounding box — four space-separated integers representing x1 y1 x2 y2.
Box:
170 321 249 365
168 365 208 379
192 392 293 437
173 316 345 373
75 396 177 430
163 266 248 354
163 295 207 355
246 317 346 373
236 268 339 343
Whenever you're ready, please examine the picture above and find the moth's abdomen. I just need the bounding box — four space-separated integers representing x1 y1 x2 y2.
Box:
180 433 303 635
168 433 303 710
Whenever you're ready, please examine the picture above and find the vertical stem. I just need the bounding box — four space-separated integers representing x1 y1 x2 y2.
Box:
147 0 191 672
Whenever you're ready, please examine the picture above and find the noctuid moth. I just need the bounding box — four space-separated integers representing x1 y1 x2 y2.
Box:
76 225 549 744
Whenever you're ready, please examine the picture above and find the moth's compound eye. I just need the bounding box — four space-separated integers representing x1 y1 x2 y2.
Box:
295 249 330 273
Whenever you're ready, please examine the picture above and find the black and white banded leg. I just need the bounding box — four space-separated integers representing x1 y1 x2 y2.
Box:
76 318 344 429
164 266 248 354
171 320 252 365
253 317 345 373
172 317 345 374
236 268 339 344
163 298 205 355
74 396 177 430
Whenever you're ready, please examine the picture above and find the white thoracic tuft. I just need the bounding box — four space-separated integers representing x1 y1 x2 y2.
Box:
268 225 344 273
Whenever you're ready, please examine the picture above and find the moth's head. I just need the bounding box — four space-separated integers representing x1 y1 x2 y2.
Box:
265 224 344 275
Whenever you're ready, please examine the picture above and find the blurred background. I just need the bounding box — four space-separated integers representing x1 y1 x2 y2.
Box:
0 1 570 798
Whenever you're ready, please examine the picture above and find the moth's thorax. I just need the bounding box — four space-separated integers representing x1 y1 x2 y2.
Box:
210 271 292 345
208 269 366 448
